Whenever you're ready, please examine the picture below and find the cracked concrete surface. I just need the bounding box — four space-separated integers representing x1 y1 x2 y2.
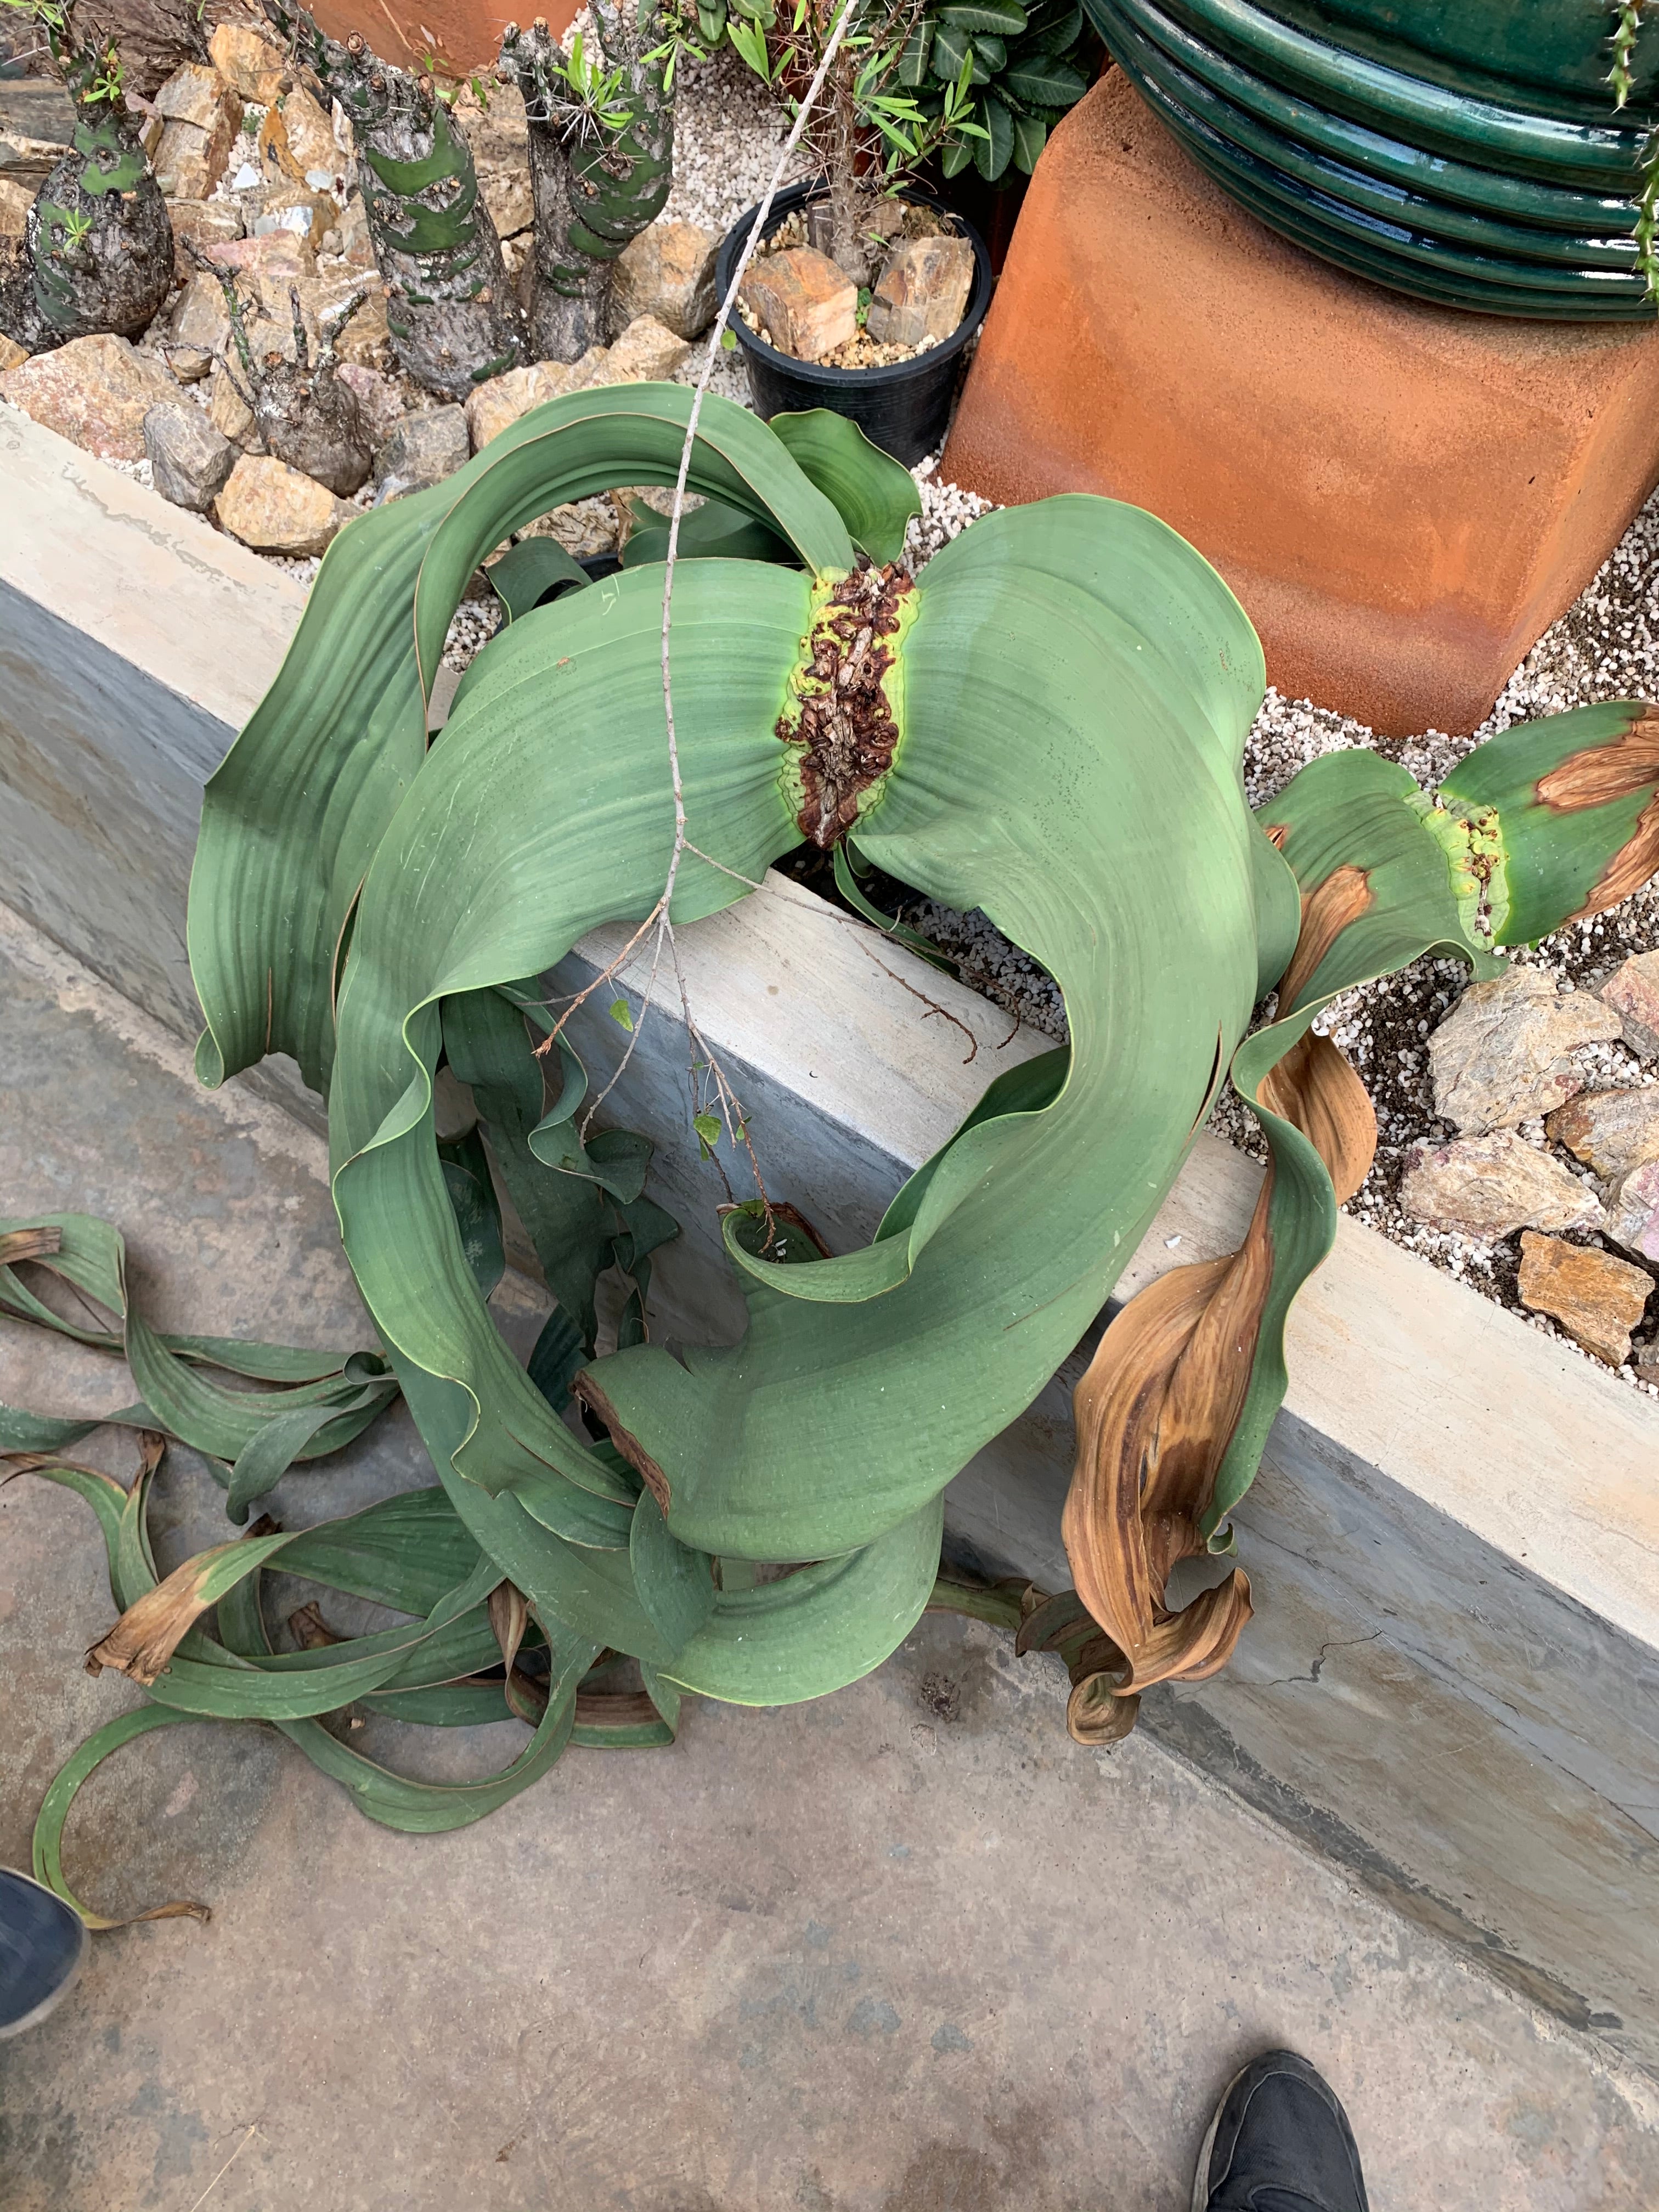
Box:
2 900 1657 2210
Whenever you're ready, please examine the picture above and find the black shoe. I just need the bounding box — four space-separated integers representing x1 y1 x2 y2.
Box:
1194 2049 1369 2212
0 1867 87 2037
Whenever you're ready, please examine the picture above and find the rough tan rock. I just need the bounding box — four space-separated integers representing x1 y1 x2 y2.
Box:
0 334 182 461
144 400 236 510
163 269 232 381
738 248 857 362
866 233 974 348
464 358 579 450
1606 1158 1659 1264
207 22 290 104
591 314 690 385
336 363 404 447
215 452 351 554
1600 949 1659 1062
478 159 533 242
1429 966 1621 1133
268 86 341 185
373 404 470 500
151 64 241 200
253 185 338 255
208 357 259 447
0 334 27 373
0 174 33 236
612 220 720 341
1517 1232 1652 1365
1398 1130 1604 1243
200 228 314 289
1545 1086 1659 1181
165 196 243 280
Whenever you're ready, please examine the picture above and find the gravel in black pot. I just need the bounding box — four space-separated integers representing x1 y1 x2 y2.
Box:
715 180 992 467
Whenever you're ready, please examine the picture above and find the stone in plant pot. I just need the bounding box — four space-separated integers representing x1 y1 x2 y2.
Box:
144 401 236 512
716 180 992 466
865 234 975 348
1517 1232 1652 1366
738 247 857 363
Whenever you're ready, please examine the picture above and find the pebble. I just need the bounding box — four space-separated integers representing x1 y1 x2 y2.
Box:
143 400 235 511
1397 1131 1605 1243
1516 1231 1652 1367
0 334 182 460
1428 965 1622 1133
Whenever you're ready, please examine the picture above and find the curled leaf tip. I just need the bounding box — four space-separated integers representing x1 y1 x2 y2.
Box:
569 1372 672 1512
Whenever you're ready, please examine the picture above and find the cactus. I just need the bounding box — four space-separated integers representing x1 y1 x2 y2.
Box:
0 0 173 352
500 3 674 361
258 0 525 398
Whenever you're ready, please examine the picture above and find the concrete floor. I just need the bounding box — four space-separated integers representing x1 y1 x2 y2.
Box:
2 899 1656 2212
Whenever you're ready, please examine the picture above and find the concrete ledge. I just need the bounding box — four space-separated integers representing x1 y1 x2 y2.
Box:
4 407 1657 2066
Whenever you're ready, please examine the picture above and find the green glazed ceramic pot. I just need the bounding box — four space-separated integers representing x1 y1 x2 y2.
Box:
1085 0 1659 317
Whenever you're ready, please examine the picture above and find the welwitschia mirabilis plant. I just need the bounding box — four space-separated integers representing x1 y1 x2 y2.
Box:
9 384 1659 1914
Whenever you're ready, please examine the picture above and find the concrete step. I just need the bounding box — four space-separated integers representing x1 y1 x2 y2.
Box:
1 902 1654 2209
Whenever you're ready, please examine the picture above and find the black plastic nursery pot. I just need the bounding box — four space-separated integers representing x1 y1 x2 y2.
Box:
715 179 993 467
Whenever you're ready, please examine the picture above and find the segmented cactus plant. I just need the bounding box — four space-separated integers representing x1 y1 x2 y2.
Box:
10 384 1659 1912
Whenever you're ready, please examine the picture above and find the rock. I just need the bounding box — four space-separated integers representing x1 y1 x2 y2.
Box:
165 197 243 281
151 63 241 200
306 273 388 369
612 220 720 341
163 269 232 381
196 228 313 289
1600 949 1659 1062
336 363 404 447
207 23 290 104
593 314 691 384
1516 1232 1652 1365
1635 1337 1659 1385
464 358 579 450
330 194 374 269
208 357 259 447
0 334 27 373
0 334 182 461
0 174 33 235
519 495 620 562
373 404 470 501
215 453 351 554
1606 1158 1659 1265
866 233 975 348
1429 966 1621 1134
252 186 338 254
1398 1131 1604 1242
264 87 340 188
1545 1086 1659 1181
143 401 235 510
478 159 533 242
738 248 857 363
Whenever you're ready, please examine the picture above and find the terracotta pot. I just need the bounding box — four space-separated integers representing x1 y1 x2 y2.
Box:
1088 0 1659 317
309 0 579 76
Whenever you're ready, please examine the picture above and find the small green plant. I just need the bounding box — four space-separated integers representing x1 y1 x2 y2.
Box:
902 0 1090 182
11 380 1659 1916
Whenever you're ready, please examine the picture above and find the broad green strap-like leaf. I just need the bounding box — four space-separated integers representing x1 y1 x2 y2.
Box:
189 388 858 1099
766 409 922 565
